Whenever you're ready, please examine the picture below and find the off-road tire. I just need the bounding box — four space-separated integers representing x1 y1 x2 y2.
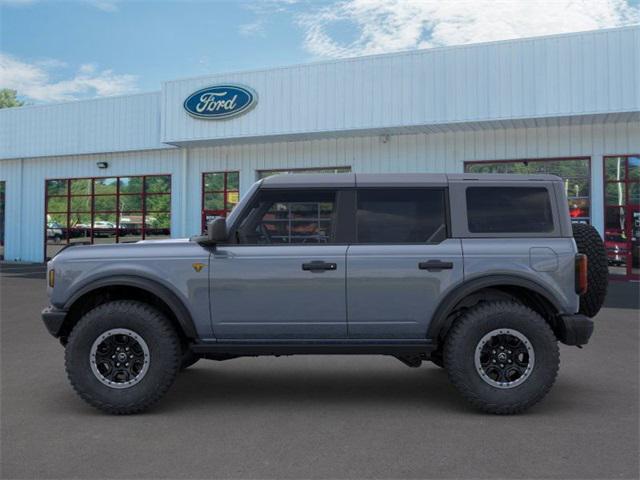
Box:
65 300 181 414
572 223 608 318
444 301 559 414
180 350 200 370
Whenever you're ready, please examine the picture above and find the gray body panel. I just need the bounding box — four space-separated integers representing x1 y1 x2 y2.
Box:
346 240 463 338
461 238 579 313
47 240 213 339
210 245 348 339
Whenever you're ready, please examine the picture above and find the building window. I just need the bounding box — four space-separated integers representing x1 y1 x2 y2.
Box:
202 171 239 231
257 166 351 179
603 155 639 279
464 158 591 224
0 181 5 260
45 175 171 259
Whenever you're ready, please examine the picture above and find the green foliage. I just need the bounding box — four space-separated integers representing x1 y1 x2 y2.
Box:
0 89 24 109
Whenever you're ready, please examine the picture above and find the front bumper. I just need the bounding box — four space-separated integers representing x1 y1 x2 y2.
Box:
42 306 68 338
556 314 594 346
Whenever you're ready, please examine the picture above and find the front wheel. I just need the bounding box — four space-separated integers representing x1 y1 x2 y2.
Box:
65 300 181 414
444 301 559 414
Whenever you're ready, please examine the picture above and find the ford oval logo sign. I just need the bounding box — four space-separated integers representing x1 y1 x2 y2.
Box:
183 84 257 120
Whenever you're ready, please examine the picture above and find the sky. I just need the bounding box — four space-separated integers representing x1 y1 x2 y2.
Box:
1 0 639 104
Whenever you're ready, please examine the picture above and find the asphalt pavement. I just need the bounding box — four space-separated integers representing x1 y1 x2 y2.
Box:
1 263 638 479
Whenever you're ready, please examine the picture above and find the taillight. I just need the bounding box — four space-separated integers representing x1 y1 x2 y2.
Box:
575 254 587 295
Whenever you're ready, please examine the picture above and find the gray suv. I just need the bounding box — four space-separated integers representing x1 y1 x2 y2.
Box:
42 173 608 415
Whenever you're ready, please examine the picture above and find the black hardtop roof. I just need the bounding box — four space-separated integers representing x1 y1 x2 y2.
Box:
260 172 562 188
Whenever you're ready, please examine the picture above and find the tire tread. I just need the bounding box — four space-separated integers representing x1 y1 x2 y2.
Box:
65 300 180 415
444 301 559 415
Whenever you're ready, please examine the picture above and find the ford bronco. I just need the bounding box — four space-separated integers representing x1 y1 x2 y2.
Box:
42 173 608 414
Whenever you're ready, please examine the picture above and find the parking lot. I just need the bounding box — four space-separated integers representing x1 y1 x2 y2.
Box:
1 263 638 479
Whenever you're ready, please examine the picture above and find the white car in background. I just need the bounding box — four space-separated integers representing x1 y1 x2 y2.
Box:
92 221 116 237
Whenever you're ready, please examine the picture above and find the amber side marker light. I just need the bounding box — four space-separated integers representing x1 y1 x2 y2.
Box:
575 254 588 295
48 269 55 288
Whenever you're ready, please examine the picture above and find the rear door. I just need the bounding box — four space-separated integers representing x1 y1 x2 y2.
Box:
346 188 463 339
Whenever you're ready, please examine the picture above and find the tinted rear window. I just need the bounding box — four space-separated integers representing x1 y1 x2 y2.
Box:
466 187 554 233
356 189 447 243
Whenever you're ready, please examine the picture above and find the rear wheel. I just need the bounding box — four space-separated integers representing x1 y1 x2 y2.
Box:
572 223 608 317
444 301 559 414
65 300 181 414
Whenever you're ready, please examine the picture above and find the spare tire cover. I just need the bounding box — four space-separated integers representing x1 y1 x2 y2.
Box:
572 223 608 317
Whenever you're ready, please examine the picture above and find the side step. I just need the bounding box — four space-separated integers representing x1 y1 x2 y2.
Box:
190 340 436 357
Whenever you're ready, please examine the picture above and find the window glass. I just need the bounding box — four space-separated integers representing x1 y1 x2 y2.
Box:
466 187 554 233
630 183 640 205
94 195 117 212
204 173 225 191
46 213 67 228
145 194 170 212
356 189 446 244
94 178 117 194
201 171 241 230
46 179 67 196
119 194 143 211
119 177 143 194
69 213 91 229
145 175 171 193
46 196 68 213
606 183 626 206
70 196 91 212
70 179 91 195
629 156 639 181
238 190 336 244
204 193 224 211
465 158 590 223
603 156 640 277
605 157 626 181
227 172 240 190
44 175 171 259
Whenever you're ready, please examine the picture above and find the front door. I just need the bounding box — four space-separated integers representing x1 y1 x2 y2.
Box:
210 188 348 339
346 188 463 339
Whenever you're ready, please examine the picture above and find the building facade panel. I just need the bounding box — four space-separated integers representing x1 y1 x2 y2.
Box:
4 120 636 263
0 92 168 160
161 28 638 146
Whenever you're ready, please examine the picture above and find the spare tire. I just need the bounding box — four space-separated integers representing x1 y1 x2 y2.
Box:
572 223 608 317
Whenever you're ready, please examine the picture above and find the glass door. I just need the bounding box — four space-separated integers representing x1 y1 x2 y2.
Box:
0 181 5 260
201 171 239 232
604 156 639 280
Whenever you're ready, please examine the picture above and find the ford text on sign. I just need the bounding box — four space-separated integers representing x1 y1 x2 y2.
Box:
183 85 257 119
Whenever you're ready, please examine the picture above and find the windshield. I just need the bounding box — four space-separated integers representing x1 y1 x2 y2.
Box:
225 180 261 230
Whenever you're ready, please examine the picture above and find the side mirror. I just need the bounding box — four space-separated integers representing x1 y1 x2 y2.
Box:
207 217 227 243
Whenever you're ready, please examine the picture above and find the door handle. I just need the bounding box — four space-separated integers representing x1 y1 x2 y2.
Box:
302 261 337 272
419 260 454 272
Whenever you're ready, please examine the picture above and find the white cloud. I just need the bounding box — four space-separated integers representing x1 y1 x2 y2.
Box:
298 0 640 58
85 0 119 12
0 53 138 102
239 19 266 37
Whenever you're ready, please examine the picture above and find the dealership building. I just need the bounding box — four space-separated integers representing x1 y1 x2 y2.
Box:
0 26 638 279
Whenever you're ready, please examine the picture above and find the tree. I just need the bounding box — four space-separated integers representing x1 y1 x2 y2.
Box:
0 89 24 109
